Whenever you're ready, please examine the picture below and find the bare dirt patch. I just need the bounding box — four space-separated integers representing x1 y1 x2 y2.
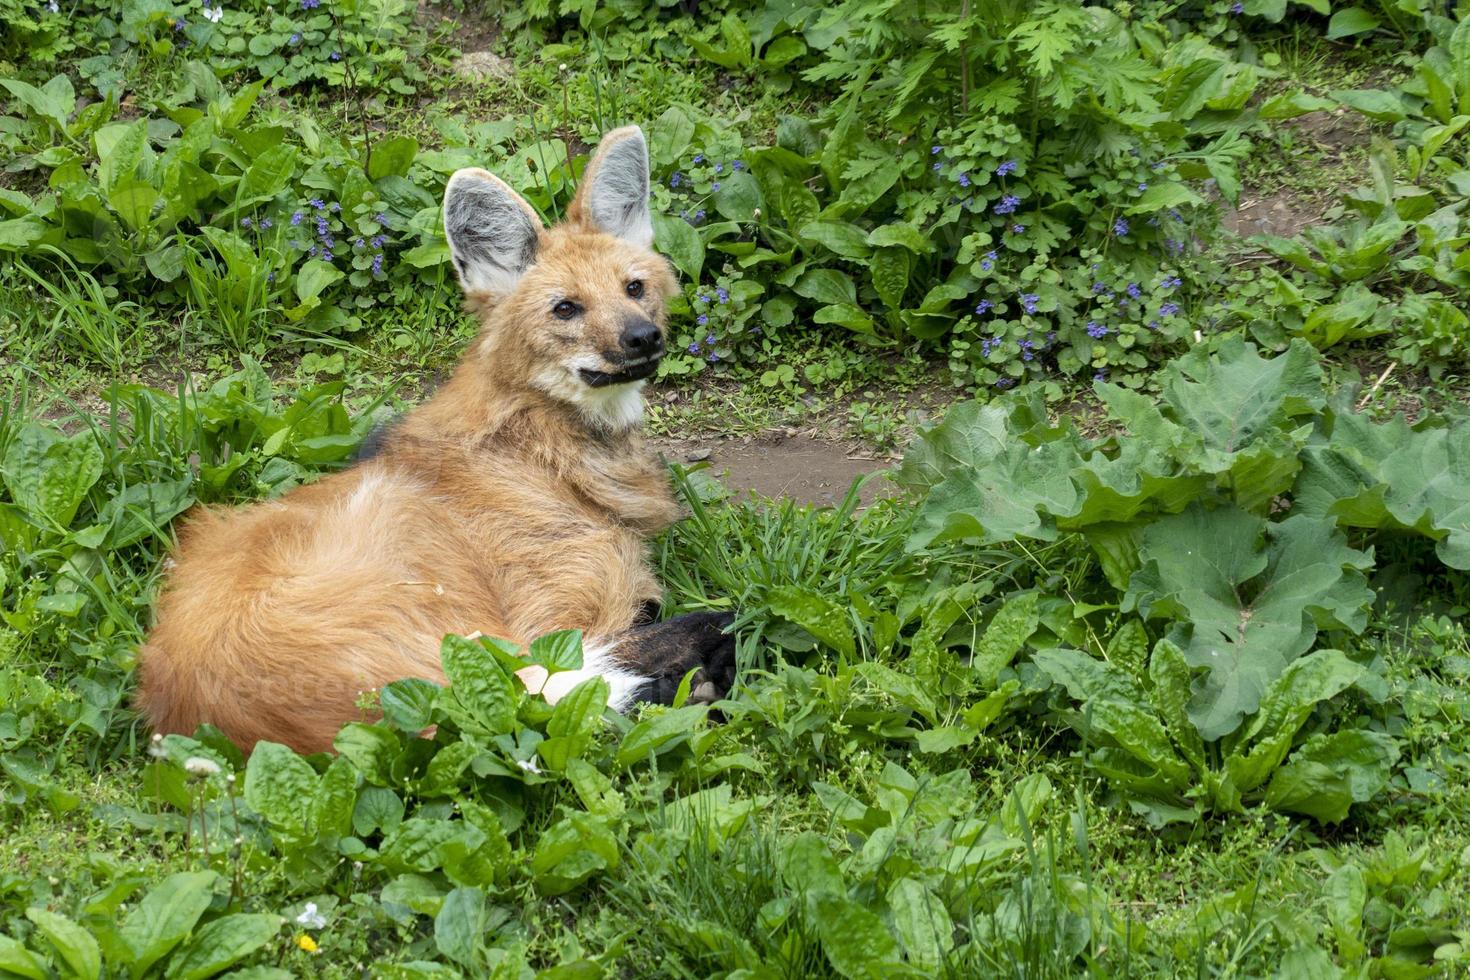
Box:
1222 108 1370 238
654 430 892 507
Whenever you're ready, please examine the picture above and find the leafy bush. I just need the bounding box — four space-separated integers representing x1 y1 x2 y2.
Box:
895 338 1468 823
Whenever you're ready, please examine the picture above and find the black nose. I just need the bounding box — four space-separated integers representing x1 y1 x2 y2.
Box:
620 320 663 357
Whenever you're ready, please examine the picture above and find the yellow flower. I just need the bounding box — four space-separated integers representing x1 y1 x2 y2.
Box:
297 934 319 953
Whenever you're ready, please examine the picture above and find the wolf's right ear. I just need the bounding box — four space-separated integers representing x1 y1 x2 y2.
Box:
443 168 543 295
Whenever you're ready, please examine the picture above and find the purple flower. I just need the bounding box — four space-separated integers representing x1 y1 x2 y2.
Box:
374 213 389 226
240 217 252 228
670 173 683 188
300 0 319 7
707 352 720 363
1137 182 1148 192
697 293 710 304
980 249 997 272
716 287 729 303
694 209 706 222
1020 293 1039 314
307 245 318 257
933 162 943 173
1094 369 1108 381
1165 239 1185 255
713 162 723 174
1161 275 1182 289
291 211 304 226
329 51 341 61
266 272 275 283
1114 217 1130 236
996 160 1017 176
1230 1 1243 12
1160 302 1179 316
1012 224 1025 233
320 251 333 262
329 202 341 212
688 342 701 354
697 314 709 326
1086 321 1107 339
353 237 365 249
705 333 716 345
289 32 301 44
309 198 325 210
981 339 995 357
956 173 971 188
370 234 385 249
1168 209 1183 222
1126 282 1142 299
975 299 993 315
174 18 185 30
732 160 744 171
1149 319 1161 329
712 181 721 191
931 145 942 155
996 378 1015 389
260 218 272 229
1092 281 1107 294
371 253 384 276
994 194 1020 215
692 153 704 164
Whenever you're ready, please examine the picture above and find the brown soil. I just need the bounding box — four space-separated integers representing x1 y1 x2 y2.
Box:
1221 109 1370 238
653 431 893 507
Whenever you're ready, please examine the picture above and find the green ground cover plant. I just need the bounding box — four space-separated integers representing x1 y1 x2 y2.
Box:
3 0 1470 975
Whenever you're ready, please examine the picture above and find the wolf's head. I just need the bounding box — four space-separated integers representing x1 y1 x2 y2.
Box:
443 126 677 430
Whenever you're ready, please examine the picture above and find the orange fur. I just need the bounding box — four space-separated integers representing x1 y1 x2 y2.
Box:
136 128 683 754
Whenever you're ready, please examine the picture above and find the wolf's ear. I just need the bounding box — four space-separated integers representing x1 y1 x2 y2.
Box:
567 126 653 247
443 168 543 295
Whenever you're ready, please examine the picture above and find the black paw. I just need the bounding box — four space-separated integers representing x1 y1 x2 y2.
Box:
628 610 737 706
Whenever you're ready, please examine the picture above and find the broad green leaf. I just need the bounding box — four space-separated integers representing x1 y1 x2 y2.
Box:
813 303 876 335
380 819 485 875
798 220 871 259
526 630 584 672
792 268 857 306
1332 88 1407 122
165 914 283 980
1295 409 1470 570
1148 639 1205 770
25 908 100 980
0 935 48 980
333 723 399 786
896 401 1082 549
1124 507 1372 740
885 878 953 970
1034 647 1148 704
119 871 217 976
652 212 703 282
99 479 194 548
806 891 902 978
530 812 618 895
648 104 696 166
379 679 440 733
312 755 358 838
1225 649 1366 792
1262 729 1398 823
971 593 1038 687
1 423 106 528
767 586 855 657
1125 182 1201 215
108 178 160 233
869 247 911 311
713 171 763 221
440 634 516 736
434 887 488 969
616 704 705 767
294 260 344 304
244 741 318 835
236 145 297 209
368 136 418 180
95 119 147 193
1326 7 1380 39
538 676 609 771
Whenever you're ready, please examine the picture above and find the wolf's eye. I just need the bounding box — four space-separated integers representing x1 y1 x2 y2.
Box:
552 300 579 320
625 279 645 299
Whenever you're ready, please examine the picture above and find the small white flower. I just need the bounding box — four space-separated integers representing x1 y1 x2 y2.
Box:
45 0 59 12
295 902 327 929
203 5 222 21
183 756 221 777
516 758 541 775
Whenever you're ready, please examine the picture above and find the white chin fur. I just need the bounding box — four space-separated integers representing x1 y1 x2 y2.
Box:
533 360 647 431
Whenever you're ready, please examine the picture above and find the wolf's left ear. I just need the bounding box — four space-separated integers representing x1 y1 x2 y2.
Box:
567 126 653 247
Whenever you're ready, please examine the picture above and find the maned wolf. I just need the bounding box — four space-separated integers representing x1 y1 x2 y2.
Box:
136 126 736 754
